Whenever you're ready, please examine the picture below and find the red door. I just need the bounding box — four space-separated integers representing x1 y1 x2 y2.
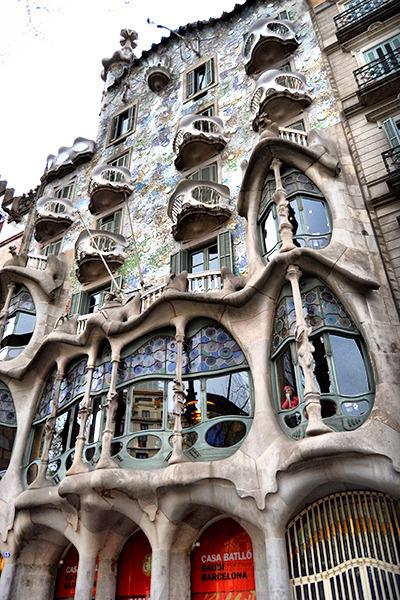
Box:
116 530 152 600
191 518 256 599
54 546 97 599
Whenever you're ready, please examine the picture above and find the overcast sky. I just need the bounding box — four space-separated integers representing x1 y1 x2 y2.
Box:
0 0 246 194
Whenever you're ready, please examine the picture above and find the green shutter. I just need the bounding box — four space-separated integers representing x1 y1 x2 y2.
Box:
110 275 122 293
186 70 195 98
218 231 233 271
127 105 135 132
382 118 400 149
70 292 88 316
170 250 189 274
205 58 214 87
113 210 122 234
110 115 119 141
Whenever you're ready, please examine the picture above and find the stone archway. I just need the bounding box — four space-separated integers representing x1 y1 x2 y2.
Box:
115 530 152 600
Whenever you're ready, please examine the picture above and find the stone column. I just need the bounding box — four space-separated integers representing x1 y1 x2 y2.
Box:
0 559 17 600
0 282 16 342
286 265 331 436
66 364 95 475
74 552 97 600
150 546 171 600
264 527 294 600
94 556 116 600
271 158 296 252
169 322 188 465
29 371 64 488
96 357 120 470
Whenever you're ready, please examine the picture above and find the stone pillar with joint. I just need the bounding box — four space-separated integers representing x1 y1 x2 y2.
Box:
96 355 120 470
0 282 16 342
29 370 64 488
66 363 95 475
271 158 296 253
286 264 331 436
169 322 189 465
74 550 98 600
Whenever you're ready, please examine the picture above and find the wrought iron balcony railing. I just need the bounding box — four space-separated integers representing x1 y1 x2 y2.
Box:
334 0 397 36
354 49 400 90
382 145 400 178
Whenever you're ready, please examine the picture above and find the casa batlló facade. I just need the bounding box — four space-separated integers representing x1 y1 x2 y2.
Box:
0 0 399 599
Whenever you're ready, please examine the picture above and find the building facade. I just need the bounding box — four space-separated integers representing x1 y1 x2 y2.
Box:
0 1 399 599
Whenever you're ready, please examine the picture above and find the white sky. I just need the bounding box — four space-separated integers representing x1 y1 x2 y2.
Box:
0 0 246 194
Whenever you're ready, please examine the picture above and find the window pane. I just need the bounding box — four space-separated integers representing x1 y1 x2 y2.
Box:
302 198 330 235
312 335 332 394
190 250 205 273
206 371 251 418
130 381 164 432
207 244 218 270
330 335 369 395
276 346 300 410
87 397 102 443
182 379 201 427
264 209 279 253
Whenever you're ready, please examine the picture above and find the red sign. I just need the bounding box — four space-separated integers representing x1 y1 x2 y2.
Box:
191 518 256 600
116 530 152 600
54 546 97 599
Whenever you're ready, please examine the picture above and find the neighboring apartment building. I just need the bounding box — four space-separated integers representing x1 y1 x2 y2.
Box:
0 1 399 599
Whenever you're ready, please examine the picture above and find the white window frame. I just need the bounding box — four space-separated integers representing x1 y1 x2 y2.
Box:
183 56 218 103
107 102 138 145
184 157 221 183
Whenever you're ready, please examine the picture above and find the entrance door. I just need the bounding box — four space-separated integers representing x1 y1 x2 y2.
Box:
116 530 152 600
54 546 97 600
191 518 256 599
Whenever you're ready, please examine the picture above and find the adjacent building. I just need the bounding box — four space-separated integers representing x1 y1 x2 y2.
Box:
0 0 399 599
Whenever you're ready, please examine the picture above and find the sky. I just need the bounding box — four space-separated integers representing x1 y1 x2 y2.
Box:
0 0 247 194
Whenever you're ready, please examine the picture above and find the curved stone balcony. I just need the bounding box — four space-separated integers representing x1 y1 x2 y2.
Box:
75 229 128 284
88 164 133 214
243 18 299 75
34 193 74 243
167 180 232 241
173 115 228 171
251 69 312 122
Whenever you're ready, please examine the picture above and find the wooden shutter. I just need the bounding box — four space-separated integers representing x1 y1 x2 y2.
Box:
70 292 88 315
170 250 189 274
113 210 122 234
218 231 233 271
110 115 119 142
127 105 135 132
205 58 214 87
186 70 195 98
382 118 400 149
110 275 122 293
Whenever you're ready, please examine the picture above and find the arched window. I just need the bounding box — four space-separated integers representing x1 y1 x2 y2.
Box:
116 531 151 600
0 381 17 477
259 166 331 259
84 321 253 468
0 285 36 360
26 358 88 484
191 518 256 598
286 491 400 599
272 280 373 439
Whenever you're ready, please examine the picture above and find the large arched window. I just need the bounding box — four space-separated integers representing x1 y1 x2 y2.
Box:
84 320 253 469
259 166 331 259
0 381 17 477
116 531 151 600
0 285 36 360
272 280 373 439
26 358 88 484
286 491 400 599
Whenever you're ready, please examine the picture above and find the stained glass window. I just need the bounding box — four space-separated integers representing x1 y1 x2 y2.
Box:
272 284 356 354
34 369 57 423
183 325 247 375
59 357 88 406
0 384 16 426
118 336 177 385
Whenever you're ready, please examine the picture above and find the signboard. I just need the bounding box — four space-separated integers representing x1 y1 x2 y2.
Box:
191 518 256 600
54 546 97 599
116 530 152 600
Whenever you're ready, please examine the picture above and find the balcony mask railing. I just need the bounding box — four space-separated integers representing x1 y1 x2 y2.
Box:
36 193 74 220
334 0 394 30
243 18 297 59
91 164 132 187
278 127 308 146
354 48 400 90
382 145 400 177
167 180 233 224
251 69 310 112
75 229 128 261
173 115 227 154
